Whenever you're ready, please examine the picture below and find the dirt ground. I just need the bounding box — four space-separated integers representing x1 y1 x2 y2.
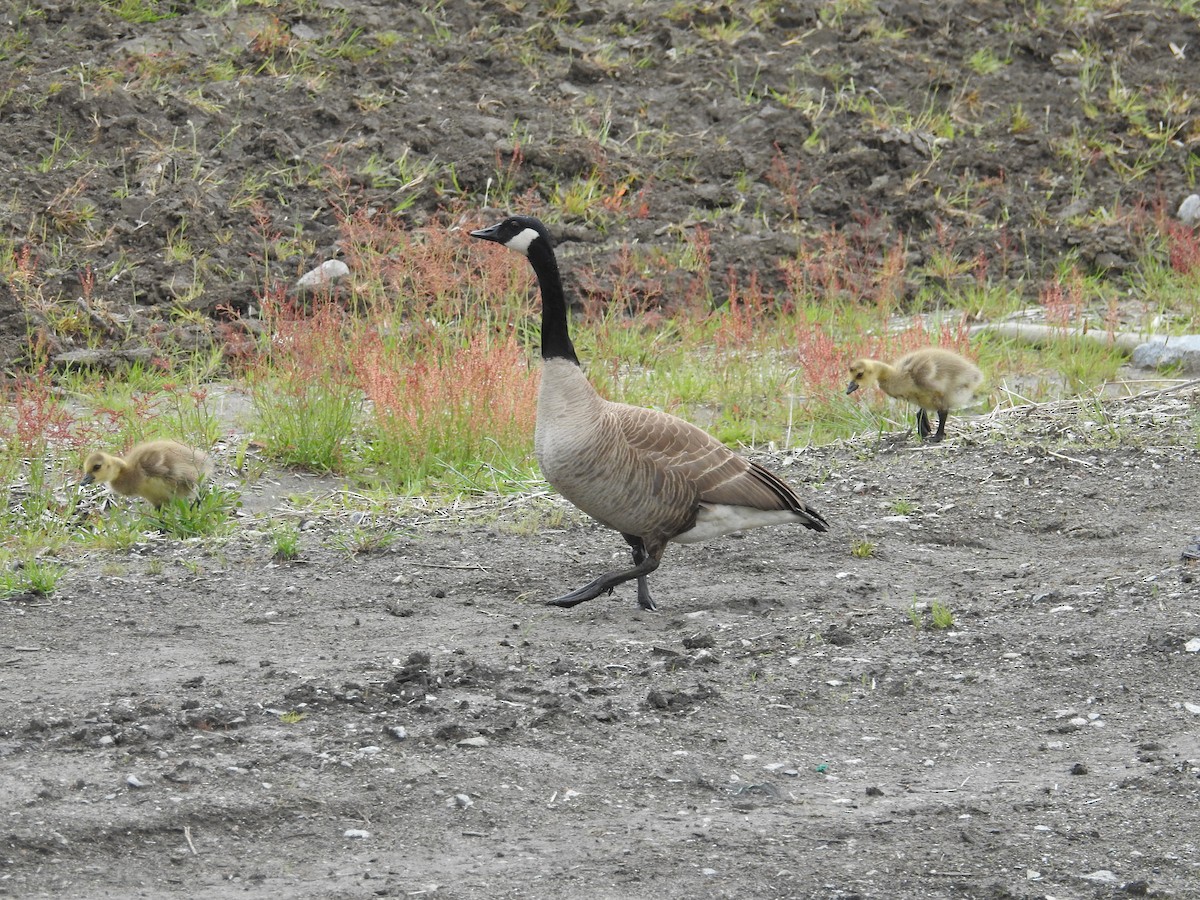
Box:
4 2 1200 899
4 386 1200 899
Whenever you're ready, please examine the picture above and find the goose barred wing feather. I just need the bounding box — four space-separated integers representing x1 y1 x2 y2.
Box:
613 404 828 530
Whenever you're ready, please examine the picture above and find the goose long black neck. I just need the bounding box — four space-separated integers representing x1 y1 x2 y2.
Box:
527 238 579 365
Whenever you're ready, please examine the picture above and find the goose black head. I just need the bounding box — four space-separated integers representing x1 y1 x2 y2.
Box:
469 216 552 257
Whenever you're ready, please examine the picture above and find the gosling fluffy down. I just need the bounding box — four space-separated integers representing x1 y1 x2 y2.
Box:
81 439 210 507
846 347 983 443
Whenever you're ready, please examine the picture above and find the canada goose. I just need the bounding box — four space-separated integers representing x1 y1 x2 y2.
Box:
81 439 210 508
469 215 828 611
846 347 983 443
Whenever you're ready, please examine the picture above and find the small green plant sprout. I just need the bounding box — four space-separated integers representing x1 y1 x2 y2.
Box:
0 558 67 599
851 539 876 559
153 484 238 539
271 523 301 561
278 710 306 724
1009 102 1034 135
330 525 396 557
967 47 1008 76
890 498 918 515
907 600 925 629
930 600 955 630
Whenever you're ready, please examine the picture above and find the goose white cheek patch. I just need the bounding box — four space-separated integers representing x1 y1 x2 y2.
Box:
505 227 540 255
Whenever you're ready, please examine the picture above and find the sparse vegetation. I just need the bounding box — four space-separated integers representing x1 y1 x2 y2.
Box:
0 557 67 598
851 539 877 559
271 523 302 561
153 485 238 539
930 600 955 629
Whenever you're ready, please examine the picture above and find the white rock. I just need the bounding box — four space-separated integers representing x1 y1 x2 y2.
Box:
456 736 489 748
1185 638 1200 653
296 259 350 288
1080 869 1119 884
1131 334 1200 375
125 774 146 789
343 829 370 840
448 793 474 809
1184 702 1200 715
1178 193 1200 225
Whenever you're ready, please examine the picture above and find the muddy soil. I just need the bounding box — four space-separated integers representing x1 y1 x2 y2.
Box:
3 2 1200 898
4 387 1200 899
2 1 1199 366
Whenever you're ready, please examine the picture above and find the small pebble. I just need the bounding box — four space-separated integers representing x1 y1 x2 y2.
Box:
343 829 370 840
126 775 146 789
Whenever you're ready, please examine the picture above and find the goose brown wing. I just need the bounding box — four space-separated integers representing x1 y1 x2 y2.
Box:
613 404 827 530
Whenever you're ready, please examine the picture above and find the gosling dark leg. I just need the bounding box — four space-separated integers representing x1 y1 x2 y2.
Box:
915 409 931 440
928 409 949 444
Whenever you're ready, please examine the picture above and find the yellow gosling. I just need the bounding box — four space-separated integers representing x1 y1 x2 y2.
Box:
846 347 984 443
81 439 210 507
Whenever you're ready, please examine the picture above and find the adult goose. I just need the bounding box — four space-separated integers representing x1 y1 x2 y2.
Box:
470 215 828 611
846 347 984 443
81 439 210 508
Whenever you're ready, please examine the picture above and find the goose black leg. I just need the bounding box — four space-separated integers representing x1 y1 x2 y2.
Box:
915 409 931 440
547 556 661 609
548 535 661 610
622 534 657 611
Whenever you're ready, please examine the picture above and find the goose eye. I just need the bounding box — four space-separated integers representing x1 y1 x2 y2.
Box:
91 464 101 472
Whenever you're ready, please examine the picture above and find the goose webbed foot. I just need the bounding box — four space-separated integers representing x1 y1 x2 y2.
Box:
547 576 618 609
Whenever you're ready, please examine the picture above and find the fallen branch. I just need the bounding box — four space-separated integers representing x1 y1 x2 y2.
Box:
970 321 1149 353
